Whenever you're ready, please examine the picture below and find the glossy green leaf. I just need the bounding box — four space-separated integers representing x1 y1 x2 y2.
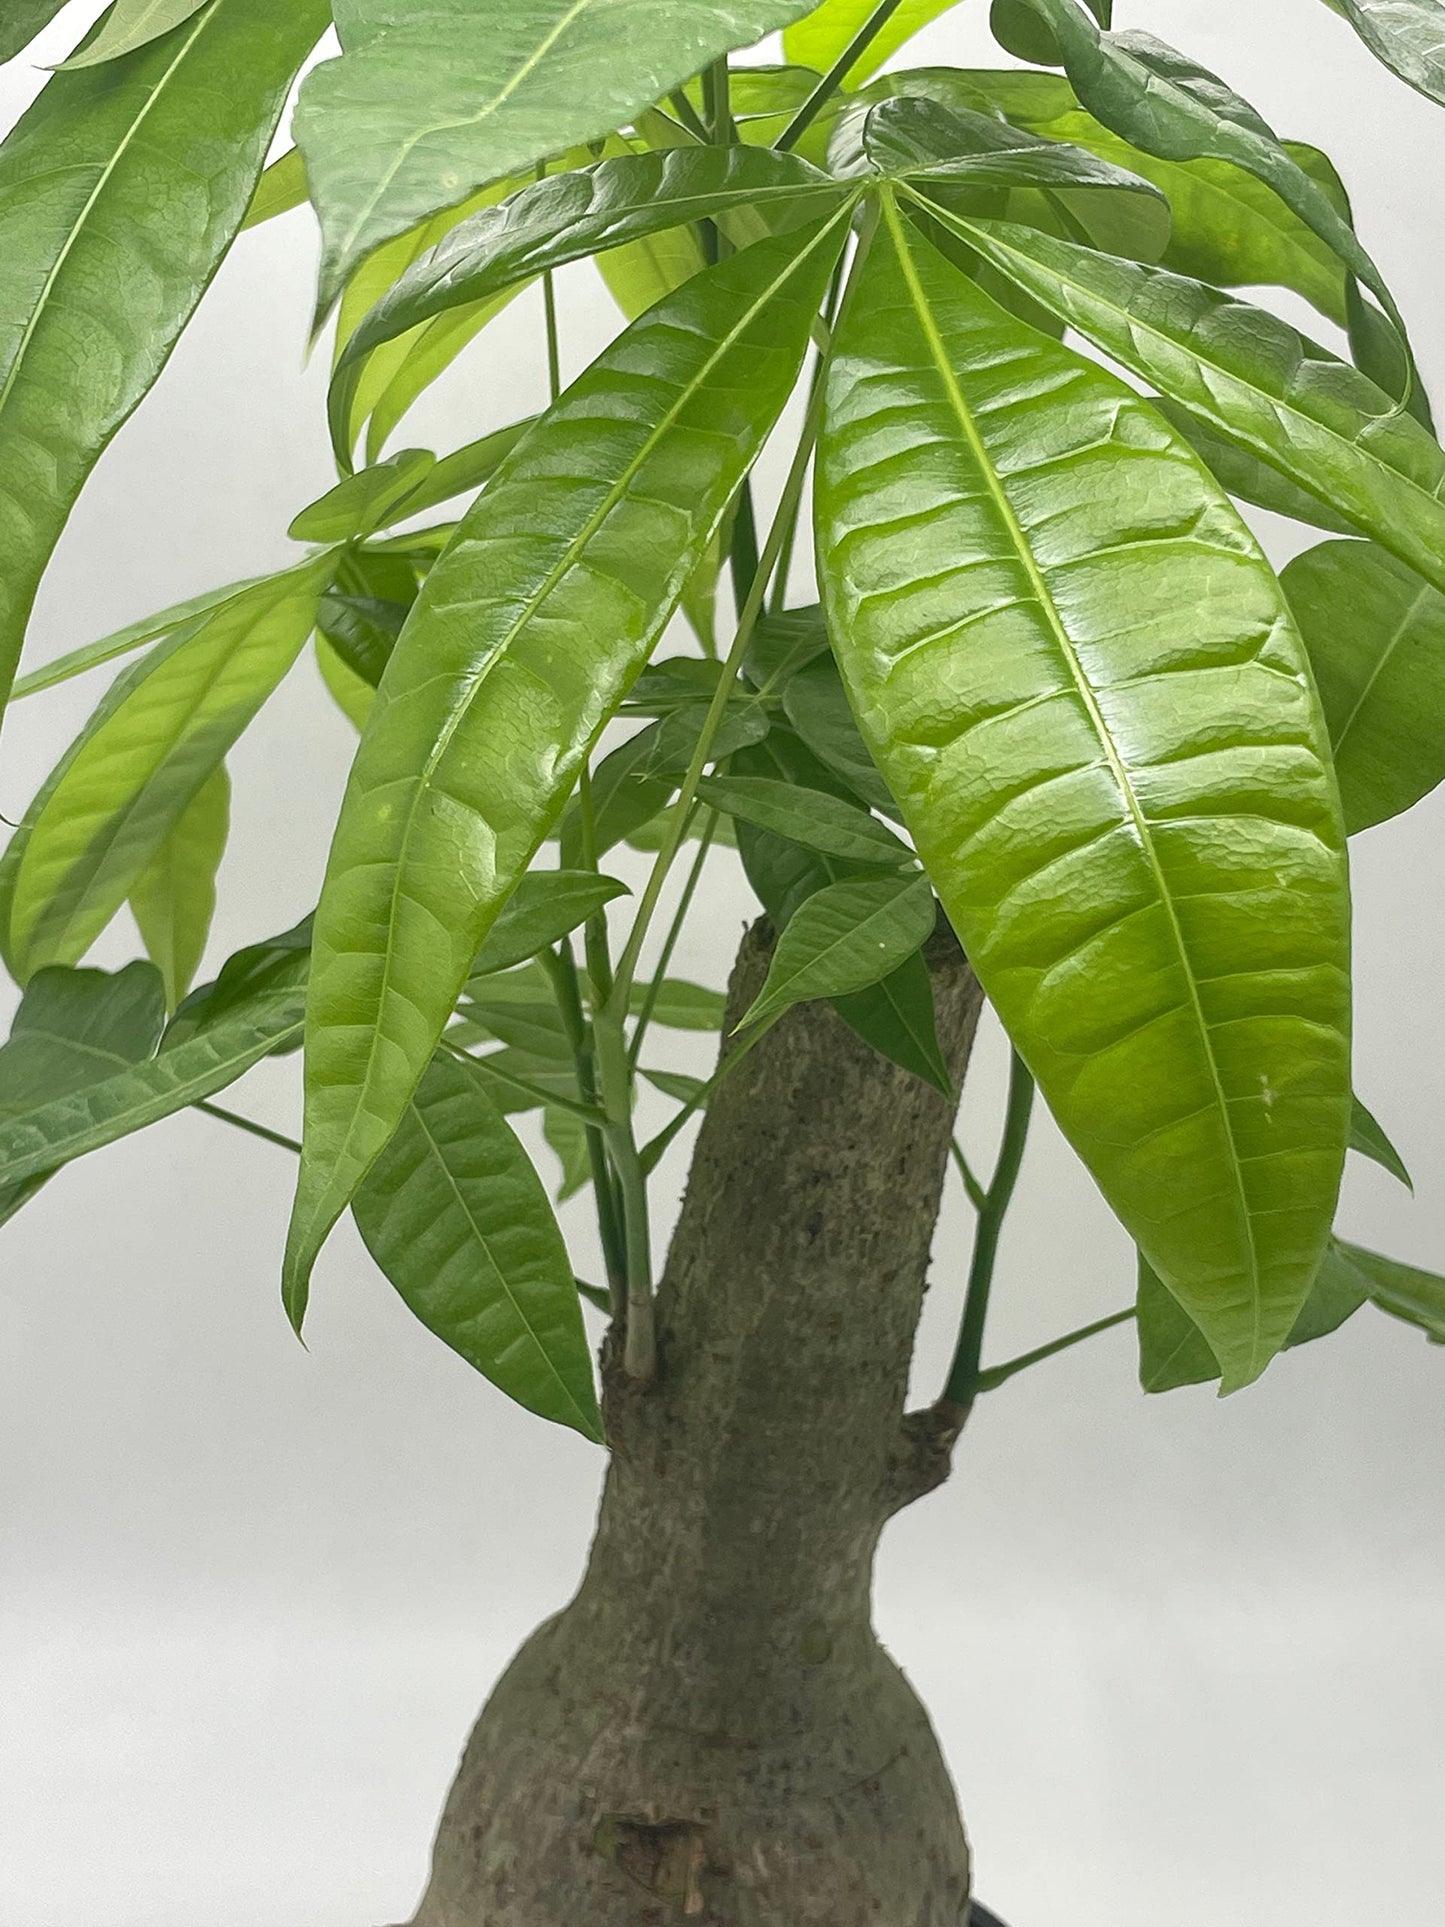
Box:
329 147 841 461
1137 1241 1369 1392
940 216 1445 601
880 67 1353 324
0 960 167 1226
1148 397 1357 536
698 774 912 864
784 0 962 84
316 633 376 732
1003 2 1407 354
1343 1238 1445 1341
58 0 210 70
9 572 272 702
166 913 311 1046
628 978 727 1031
472 871 630 977
0 558 329 983
739 874 937 1029
129 764 230 1008
317 593 409 692
1282 540 1445 834
240 145 309 231
1332 0 1445 106
295 0 825 315
289 450 437 543
1350 1093 1412 1189
352 1050 600 1436
0 973 305 1189
0 0 330 716
542 1103 593 1201
364 293 527 464
284 215 848 1321
0 0 70 63
818 203 1351 1390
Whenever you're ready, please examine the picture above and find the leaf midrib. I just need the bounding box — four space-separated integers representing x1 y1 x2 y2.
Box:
880 189 1263 1366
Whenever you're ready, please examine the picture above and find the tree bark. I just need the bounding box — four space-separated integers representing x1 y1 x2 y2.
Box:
401 919 985 1926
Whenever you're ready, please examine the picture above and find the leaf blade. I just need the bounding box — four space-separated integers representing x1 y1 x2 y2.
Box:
739 874 937 1029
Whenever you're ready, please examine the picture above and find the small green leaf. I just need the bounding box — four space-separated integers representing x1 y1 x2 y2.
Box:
472 871 630 977
352 1052 602 1439
316 634 375 732
542 1105 593 1201
1282 540 1445 834
831 950 951 1095
166 913 312 1048
698 775 912 865
241 145 309 231
58 0 210 70
1350 1093 1412 1190
743 604 830 691
739 874 937 1030
641 1066 707 1105
395 420 537 522
289 449 437 543
558 731 677 867
636 700 771 777
628 979 727 1031
129 765 231 1008
1331 0 1445 106
1342 1239 1445 1341
459 997 573 1063
782 657 898 816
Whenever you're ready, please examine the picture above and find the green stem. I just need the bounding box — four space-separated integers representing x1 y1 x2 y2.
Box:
441 1036 605 1124
950 1136 987 1212
974 1308 1137 1395
544 941 627 1305
666 87 710 144
194 1099 300 1156
729 480 761 615
943 1049 1036 1409
776 0 906 152
628 807 718 1070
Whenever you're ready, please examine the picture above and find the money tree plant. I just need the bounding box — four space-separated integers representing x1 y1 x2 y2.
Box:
3 0 1444 1920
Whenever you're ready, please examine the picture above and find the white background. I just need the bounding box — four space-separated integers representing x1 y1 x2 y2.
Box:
2 3 1443 1924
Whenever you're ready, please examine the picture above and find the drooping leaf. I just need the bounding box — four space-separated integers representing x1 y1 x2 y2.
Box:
817 202 1351 1391
472 871 630 977
784 0 964 85
9 572 272 702
0 0 330 717
0 973 306 1190
832 950 952 1094
698 774 912 864
295 0 827 315
1281 540 1445 834
1343 1239 1445 1341
1137 1242 1370 1392
739 873 938 1029
0 960 167 1227
1331 0 1445 106
283 214 849 1322
58 0 211 70
289 450 437 543
0 557 330 983
328 147 842 461
129 764 231 1008
0 0 70 64
1350 1093 1412 1189
352 1051 602 1437
937 215 1445 600
542 1103 593 1201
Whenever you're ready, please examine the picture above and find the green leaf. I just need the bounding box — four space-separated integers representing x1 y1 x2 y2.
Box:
289 449 437 543
558 731 677 867
316 633 375 732
1332 0 1445 106
240 145 309 231
1342 1238 1445 1341
542 1103 593 1201
782 656 898 815
472 870 630 977
1148 398 1358 536
698 774 912 865
129 765 230 1008
641 1065 707 1105
0 959 167 1226
1002 2 1409 357
364 295 528 463
739 874 937 1029
396 421 537 523
466 1046 584 1116
58 0 210 70
743 604 831 690
832 949 951 1094
352 1051 601 1437
627 978 727 1031
460 998 573 1063
295 0 826 316
1350 1093 1412 1189
0 0 70 64
784 0 963 84
939 216 1445 602
818 201 1352 1392
329 147 841 462
0 974 305 1190
167 913 312 1046
284 215 848 1322
0 558 330 983
1137 1241 1369 1392
636 700 771 777
1281 540 1445 835
0 0 330 717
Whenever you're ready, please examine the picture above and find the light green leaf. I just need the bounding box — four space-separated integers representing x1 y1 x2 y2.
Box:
129 764 230 1008
58 0 210 71
240 145 309 231
1350 1092 1412 1189
542 1103 593 1201
784 0 962 85
0 557 330 983
937 216 1445 601
165 912 311 1046
364 292 527 463
295 0 826 316
698 774 912 865
628 978 727 1031
641 1065 707 1105
1342 1238 1445 1341
818 202 1351 1392
352 1051 601 1437
739 874 937 1029
0 0 330 717
472 870 630 977
0 975 305 1190
1282 540 1445 835
0 959 167 1226
1149 397 1358 535
316 634 375 732
289 449 437 543
1137 1241 1370 1391
284 215 848 1323
1 0 71 65
9 572 272 702
393 421 537 523
1332 0 1445 106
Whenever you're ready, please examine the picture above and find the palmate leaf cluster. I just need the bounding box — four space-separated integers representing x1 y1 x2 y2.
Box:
1 0 1444 1438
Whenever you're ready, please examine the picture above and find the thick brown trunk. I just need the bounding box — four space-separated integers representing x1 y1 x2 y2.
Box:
401 921 985 1925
